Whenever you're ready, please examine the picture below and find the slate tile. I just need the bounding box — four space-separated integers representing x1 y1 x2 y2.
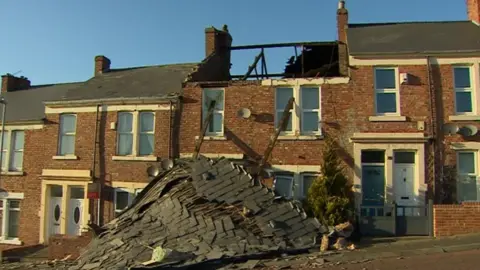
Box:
222 216 235 231
205 217 215 231
234 229 247 238
203 231 216 245
206 249 224 260
216 232 227 239
195 215 206 228
244 200 261 214
194 241 212 255
226 230 235 238
285 216 303 226
288 228 309 239
214 219 225 234
189 216 198 227
247 236 260 245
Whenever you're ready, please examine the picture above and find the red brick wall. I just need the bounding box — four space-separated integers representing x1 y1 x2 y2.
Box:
42 107 174 224
0 105 175 252
180 65 433 179
433 203 480 237
48 231 93 260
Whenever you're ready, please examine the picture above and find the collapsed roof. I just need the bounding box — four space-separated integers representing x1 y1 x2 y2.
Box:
69 157 325 270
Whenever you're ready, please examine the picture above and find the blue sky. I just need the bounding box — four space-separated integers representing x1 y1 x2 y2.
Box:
0 0 467 85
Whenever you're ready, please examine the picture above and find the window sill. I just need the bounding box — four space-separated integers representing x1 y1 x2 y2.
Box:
278 135 323 141
0 238 22 245
112 156 158 162
52 155 78 160
369 116 407 122
449 115 480 121
195 135 227 141
1 171 24 176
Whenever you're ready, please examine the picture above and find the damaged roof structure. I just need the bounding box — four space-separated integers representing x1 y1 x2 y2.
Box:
69 157 325 270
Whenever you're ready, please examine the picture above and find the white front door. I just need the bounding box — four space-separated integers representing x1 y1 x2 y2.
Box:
67 199 83 236
48 197 62 237
393 151 417 216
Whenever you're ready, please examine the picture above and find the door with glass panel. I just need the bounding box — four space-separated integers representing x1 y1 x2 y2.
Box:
67 187 84 236
48 185 63 238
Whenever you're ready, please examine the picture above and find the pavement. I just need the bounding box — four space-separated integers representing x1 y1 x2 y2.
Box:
258 233 480 269
2 233 480 269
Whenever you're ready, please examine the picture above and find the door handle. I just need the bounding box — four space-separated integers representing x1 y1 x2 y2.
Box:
401 196 409 200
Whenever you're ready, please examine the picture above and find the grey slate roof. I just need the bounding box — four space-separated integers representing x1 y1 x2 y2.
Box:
49 63 199 103
0 82 82 123
347 21 480 55
69 157 325 270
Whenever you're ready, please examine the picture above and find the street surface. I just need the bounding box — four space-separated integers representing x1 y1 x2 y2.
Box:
314 249 480 270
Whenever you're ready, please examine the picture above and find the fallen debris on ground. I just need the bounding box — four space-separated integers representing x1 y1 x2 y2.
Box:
67 156 334 269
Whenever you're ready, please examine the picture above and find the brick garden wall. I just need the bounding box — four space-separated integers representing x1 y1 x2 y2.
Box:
48 231 94 260
433 203 480 237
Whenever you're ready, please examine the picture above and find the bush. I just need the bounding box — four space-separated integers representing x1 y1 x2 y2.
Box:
307 136 353 226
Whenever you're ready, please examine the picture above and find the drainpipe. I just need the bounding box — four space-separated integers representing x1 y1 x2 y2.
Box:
426 56 437 202
92 104 101 225
0 97 6 187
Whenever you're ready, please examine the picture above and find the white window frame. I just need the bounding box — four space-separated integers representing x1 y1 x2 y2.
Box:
300 87 321 135
57 114 77 156
9 131 24 172
301 173 318 199
456 151 480 202
0 131 25 173
116 111 156 157
202 88 225 136
114 187 144 216
453 66 475 115
0 192 24 245
274 85 322 136
374 67 400 116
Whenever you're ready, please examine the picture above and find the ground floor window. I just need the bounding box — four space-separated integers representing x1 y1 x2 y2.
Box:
0 199 21 241
114 188 143 216
457 151 479 202
273 171 319 200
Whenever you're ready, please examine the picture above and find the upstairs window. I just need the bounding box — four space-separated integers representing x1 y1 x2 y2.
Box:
300 87 320 134
275 86 321 135
58 114 76 156
374 67 399 115
9 131 24 171
453 66 474 114
0 131 25 172
202 89 225 136
275 88 294 133
116 111 155 156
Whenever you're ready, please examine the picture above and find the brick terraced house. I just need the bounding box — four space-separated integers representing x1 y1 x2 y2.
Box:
1 0 480 253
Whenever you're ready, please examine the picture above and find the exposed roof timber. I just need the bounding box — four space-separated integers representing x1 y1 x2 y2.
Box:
230 41 338 50
231 73 292 79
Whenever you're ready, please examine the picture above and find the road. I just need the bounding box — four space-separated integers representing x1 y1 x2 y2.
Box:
315 249 480 270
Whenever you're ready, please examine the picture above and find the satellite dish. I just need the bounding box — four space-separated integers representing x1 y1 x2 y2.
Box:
443 123 459 136
458 125 478 137
237 108 251 119
146 165 161 177
161 159 174 170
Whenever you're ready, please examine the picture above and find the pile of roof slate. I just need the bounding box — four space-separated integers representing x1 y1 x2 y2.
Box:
68 156 326 270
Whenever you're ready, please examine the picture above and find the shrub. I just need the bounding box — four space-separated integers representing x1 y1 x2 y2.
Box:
307 136 353 226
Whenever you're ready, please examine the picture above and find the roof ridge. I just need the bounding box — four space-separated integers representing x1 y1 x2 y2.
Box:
349 20 472 27
109 62 200 72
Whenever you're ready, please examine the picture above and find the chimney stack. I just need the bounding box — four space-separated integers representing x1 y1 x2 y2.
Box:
467 0 480 24
336 0 349 77
95 55 111 76
1 74 31 93
205 25 233 80
337 0 348 43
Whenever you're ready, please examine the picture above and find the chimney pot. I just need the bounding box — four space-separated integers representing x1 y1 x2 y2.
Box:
95 55 111 76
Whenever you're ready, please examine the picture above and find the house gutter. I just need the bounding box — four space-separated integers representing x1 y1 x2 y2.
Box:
43 96 179 108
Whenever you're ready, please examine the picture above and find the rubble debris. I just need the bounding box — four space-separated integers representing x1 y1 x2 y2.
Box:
333 237 347 251
320 235 329 252
67 156 327 270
